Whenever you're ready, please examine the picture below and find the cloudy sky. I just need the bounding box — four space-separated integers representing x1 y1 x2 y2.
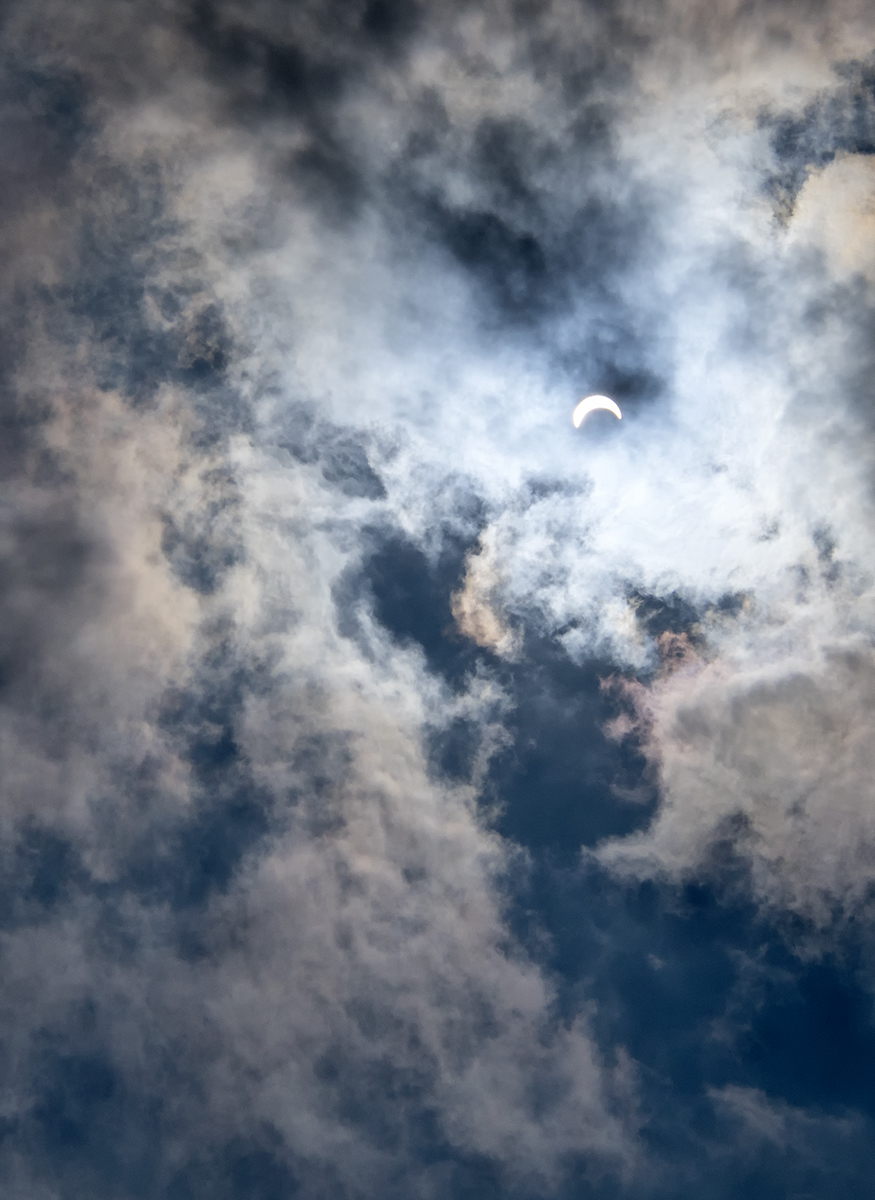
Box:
3 1 875 1196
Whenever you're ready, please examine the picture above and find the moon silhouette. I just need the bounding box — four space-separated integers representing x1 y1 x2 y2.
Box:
572 395 622 427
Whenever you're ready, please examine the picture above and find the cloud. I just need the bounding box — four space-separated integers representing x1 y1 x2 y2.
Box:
789 151 875 278
451 528 519 658
2 0 875 1196
598 646 875 927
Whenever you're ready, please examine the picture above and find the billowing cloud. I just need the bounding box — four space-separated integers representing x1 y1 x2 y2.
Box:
2 1 875 1198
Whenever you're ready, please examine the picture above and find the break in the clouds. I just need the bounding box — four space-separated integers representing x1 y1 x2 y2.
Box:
2 1 875 1197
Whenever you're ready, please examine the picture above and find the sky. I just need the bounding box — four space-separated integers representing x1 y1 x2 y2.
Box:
2 0 875 1196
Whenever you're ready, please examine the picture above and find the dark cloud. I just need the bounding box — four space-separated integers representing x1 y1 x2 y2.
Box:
277 404 387 498
763 53 875 216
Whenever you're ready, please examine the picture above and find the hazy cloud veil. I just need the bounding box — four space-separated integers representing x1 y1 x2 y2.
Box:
2 1 875 1197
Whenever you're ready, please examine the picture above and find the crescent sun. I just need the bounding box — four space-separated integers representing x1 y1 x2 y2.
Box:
572 394 622 427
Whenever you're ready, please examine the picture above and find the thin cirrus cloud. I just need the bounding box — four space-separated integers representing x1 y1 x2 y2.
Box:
1 1 875 1198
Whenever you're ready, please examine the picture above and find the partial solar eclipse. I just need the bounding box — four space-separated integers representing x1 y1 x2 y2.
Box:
572 395 622 427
